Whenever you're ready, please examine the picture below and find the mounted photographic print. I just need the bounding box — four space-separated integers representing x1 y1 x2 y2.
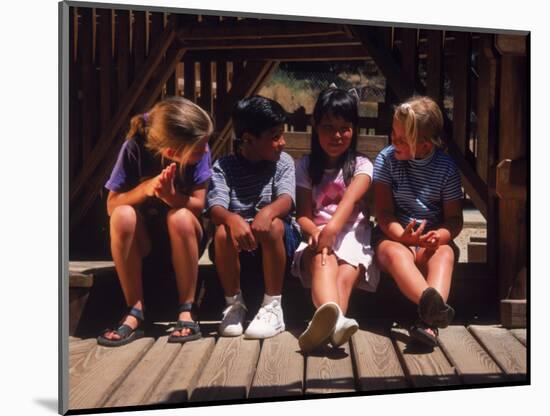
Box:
59 0 529 414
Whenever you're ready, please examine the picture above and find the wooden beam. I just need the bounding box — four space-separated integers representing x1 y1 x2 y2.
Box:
177 20 346 41
185 45 368 62
211 60 280 159
176 34 361 50
496 159 527 200
426 30 444 105
97 9 112 132
183 59 196 100
199 61 213 113
450 31 471 156
496 35 527 303
70 47 187 229
132 11 146 78
70 21 178 207
351 25 423 99
116 10 130 103
78 7 95 162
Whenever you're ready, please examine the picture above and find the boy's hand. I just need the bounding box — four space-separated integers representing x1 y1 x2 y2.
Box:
154 163 176 201
419 230 441 250
400 219 426 246
227 214 257 252
250 208 273 240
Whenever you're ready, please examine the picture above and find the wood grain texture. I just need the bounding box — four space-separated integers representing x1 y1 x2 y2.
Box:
145 337 216 405
305 342 355 395
69 338 154 410
391 328 460 388
351 328 407 391
438 326 504 384
190 337 260 402
249 331 304 398
509 329 526 346
69 339 97 370
103 337 181 408
468 325 527 381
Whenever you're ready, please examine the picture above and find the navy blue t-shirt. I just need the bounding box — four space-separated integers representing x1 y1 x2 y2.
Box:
105 135 212 194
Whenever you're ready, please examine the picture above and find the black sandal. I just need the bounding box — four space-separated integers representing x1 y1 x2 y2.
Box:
97 306 145 347
418 287 455 328
167 302 202 343
410 320 439 347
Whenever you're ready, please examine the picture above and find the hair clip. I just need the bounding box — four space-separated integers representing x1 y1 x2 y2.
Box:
348 88 360 102
328 82 338 89
143 112 149 123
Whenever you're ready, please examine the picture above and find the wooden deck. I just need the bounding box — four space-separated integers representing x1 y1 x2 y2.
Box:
68 324 527 411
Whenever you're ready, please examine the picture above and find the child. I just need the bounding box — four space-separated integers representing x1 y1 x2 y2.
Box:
97 96 213 347
206 95 301 339
373 96 463 347
291 87 379 353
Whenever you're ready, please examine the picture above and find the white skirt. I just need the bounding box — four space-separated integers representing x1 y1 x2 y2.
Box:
290 220 380 292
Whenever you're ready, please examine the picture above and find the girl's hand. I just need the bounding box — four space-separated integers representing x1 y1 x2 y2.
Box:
419 230 441 250
154 163 176 200
307 229 321 249
227 214 257 252
399 219 426 246
317 223 336 253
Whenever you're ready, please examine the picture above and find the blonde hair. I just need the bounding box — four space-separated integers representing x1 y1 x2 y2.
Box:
393 96 444 155
126 96 214 166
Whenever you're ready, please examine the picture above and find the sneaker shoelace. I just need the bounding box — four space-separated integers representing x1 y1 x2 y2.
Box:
255 302 279 323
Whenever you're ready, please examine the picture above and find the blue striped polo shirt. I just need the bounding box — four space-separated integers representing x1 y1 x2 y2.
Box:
206 151 296 223
373 145 462 230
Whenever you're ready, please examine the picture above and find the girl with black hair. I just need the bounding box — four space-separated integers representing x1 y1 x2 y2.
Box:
291 87 379 353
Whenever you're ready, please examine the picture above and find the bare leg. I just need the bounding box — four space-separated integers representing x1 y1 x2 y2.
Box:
335 263 362 314
167 208 202 336
302 248 339 308
416 245 455 302
214 224 241 297
105 205 151 340
376 239 428 305
254 218 286 296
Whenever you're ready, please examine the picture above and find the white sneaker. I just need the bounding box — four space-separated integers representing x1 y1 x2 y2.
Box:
330 314 359 347
298 302 339 353
219 300 247 337
243 299 285 339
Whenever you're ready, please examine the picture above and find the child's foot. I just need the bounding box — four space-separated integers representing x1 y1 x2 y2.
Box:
298 302 339 353
409 321 439 347
97 307 144 347
219 296 247 337
244 299 285 339
330 314 359 348
418 287 455 328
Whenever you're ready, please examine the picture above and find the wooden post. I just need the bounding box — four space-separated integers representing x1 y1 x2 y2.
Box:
78 7 95 162
494 34 528 327
116 10 130 105
97 9 112 133
69 6 80 181
426 30 444 106
199 61 213 113
183 59 196 100
451 31 471 157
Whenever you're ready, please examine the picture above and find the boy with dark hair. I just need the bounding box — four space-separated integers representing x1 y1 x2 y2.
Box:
206 95 301 339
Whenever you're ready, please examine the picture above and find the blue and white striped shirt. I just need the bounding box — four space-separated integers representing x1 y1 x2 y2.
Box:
373 146 462 230
206 151 296 222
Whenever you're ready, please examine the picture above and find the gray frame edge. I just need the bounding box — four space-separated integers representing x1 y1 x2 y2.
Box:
59 1 70 415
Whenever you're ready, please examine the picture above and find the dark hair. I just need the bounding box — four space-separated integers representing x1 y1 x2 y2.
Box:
309 88 359 186
232 95 287 152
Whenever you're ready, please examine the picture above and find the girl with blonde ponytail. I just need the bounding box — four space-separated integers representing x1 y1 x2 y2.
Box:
98 97 214 347
372 96 463 347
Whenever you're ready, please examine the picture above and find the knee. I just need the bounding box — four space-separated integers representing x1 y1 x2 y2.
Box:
110 205 138 238
437 245 455 264
166 208 197 237
375 243 401 269
214 223 228 244
255 218 284 244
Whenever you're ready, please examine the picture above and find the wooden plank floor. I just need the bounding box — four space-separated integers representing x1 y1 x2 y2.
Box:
68 324 527 411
